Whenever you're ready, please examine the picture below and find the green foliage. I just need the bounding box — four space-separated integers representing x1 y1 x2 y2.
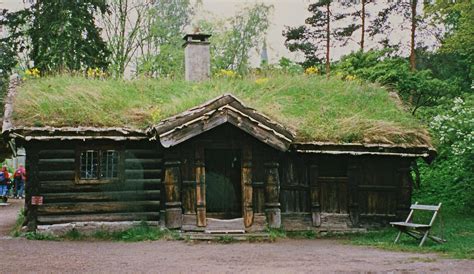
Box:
14 74 429 145
92 222 180 242
287 230 317 239
334 50 462 113
415 96 474 211
10 208 25 237
267 227 287 241
283 1 332 69
102 0 147 78
217 235 236 244
425 0 474 79
64 228 84 241
200 3 272 74
24 232 58 241
1 0 110 74
136 0 194 78
348 211 474 259
277 57 304 75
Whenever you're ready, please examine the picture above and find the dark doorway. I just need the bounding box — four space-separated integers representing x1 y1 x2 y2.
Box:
205 149 242 219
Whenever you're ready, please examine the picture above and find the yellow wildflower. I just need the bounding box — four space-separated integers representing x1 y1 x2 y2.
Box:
215 69 237 78
87 67 107 79
304 66 319 75
25 68 40 78
345 74 357 81
255 78 269 85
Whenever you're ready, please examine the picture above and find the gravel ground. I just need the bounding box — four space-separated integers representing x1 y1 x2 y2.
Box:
1 200 473 273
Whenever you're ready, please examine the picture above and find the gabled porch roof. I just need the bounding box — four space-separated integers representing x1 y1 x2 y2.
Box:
147 94 295 151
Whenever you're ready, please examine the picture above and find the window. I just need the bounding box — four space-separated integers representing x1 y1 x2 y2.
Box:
79 149 119 181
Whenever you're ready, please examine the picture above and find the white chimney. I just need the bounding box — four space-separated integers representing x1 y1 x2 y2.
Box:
183 33 211 82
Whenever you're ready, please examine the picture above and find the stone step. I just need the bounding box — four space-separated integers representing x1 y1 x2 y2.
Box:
183 232 270 241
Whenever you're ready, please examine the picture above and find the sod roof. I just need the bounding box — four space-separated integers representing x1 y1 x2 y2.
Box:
10 75 431 146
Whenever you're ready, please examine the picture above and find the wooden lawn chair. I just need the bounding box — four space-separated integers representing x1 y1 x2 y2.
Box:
390 202 446 247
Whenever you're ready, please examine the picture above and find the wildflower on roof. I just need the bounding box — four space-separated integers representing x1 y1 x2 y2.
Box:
25 68 40 78
215 69 237 78
304 66 319 75
255 78 269 85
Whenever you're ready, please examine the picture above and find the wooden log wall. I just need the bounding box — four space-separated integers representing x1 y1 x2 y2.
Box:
279 154 415 227
25 140 163 226
279 154 310 213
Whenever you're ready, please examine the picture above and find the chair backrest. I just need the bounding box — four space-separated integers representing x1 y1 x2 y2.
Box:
405 202 442 226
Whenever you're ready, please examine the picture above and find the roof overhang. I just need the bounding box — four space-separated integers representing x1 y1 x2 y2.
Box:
5 127 148 141
148 94 295 151
292 142 437 163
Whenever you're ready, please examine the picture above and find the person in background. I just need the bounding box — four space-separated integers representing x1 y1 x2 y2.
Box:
14 165 26 199
2 165 11 197
0 165 9 203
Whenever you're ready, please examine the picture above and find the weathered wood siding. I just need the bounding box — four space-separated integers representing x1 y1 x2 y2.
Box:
279 154 413 227
25 140 163 225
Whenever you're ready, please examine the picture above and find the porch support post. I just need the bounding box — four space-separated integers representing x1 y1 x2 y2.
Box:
348 161 360 227
164 160 182 229
264 162 281 228
26 146 39 232
309 164 321 227
396 159 412 220
242 144 254 229
195 145 206 227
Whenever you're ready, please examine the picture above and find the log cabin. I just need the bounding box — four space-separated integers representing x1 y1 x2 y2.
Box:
1 34 435 233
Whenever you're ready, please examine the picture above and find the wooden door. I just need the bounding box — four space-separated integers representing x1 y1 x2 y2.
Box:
205 149 242 219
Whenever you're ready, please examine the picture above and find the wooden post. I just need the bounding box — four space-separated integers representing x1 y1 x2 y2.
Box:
242 144 253 229
347 162 360 227
25 145 39 232
396 160 412 220
164 160 182 229
195 145 206 227
309 164 321 227
264 162 281 228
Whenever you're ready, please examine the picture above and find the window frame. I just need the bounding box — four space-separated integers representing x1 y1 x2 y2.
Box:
75 145 124 184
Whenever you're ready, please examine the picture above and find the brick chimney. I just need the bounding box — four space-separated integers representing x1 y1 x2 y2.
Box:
183 33 211 82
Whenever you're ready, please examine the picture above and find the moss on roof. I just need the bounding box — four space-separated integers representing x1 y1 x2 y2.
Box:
12 74 431 145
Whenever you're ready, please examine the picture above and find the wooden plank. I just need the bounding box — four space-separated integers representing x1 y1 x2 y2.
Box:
358 185 397 191
125 158 162 165
38 212 160 224
125 149 160 159
124 169 162 179
40 179 162 193
38 162 75 171
390 222 431 228
39 149 75 159
43 190 161 203
410 204 440 211
38 201 161 215
39 170 75 181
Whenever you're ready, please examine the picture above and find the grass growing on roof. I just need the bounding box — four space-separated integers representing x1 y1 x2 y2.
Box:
13 74 430 145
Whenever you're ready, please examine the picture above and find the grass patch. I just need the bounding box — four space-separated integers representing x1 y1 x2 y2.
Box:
24 231 58 241
287 230 318 239
90 222 181 242
217 235 236 244
345 211 474 259
19 222 181 242
13 74 430 145
267 228 287 241
10 208 25 237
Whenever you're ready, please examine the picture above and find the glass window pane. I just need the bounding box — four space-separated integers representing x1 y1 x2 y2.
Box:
101 150 118 179
80 150 98 179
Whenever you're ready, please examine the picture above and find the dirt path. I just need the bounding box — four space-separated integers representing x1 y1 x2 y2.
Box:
0 198 23 237
1 202 473 273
